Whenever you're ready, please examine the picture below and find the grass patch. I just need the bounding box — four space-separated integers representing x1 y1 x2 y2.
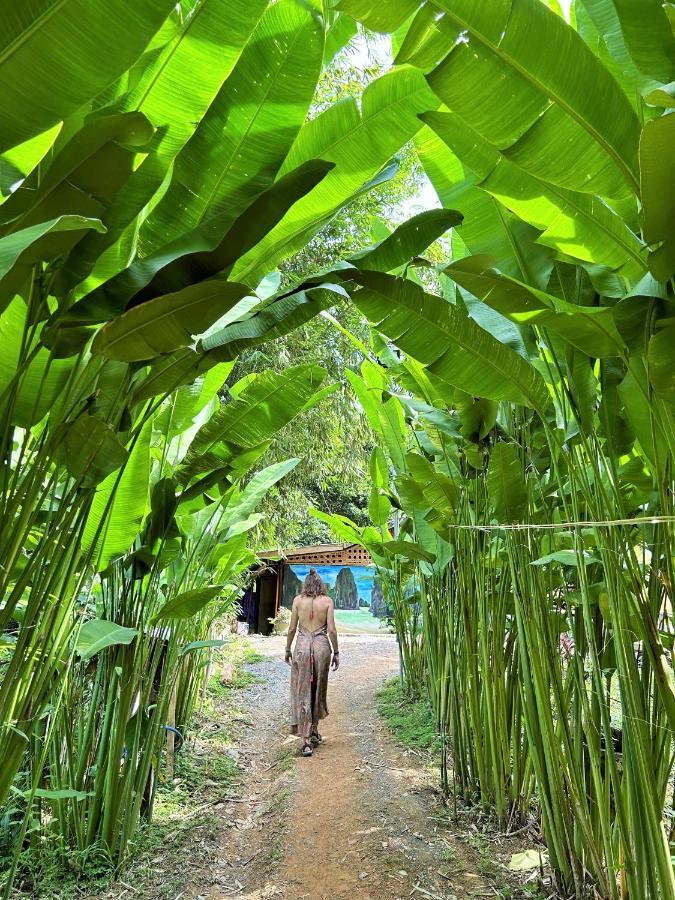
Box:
208 667 265 699
243 644 266 665
376 677 441 752
274 749 296 774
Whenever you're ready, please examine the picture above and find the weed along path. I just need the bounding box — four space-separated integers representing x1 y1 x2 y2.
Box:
183 634 496 900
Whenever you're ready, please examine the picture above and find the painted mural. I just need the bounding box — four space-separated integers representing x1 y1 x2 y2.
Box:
282 564 392 632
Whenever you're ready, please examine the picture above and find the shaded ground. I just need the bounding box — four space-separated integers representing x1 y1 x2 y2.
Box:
91 635 546 900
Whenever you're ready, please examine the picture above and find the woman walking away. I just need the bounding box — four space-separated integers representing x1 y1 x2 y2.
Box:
285 568 339 757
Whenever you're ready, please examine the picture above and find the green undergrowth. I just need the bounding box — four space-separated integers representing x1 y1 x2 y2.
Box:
5 637 267 899
376 677 441 753
377 680 547 900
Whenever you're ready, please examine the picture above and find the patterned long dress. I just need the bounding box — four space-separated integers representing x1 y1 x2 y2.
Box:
289 623 331 738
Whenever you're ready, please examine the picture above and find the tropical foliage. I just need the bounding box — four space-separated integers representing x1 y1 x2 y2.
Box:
312 1 675 898
1 1 673 899
0 1 447 891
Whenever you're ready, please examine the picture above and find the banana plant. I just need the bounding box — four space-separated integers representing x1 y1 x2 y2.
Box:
2 360 329 873
0 7 453 887
343 250 675 897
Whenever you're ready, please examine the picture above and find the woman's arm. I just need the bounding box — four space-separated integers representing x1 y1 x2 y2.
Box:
327 599 339 670
285 597 299 665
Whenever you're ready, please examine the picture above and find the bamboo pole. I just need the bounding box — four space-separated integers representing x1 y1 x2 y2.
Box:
166 685 177 781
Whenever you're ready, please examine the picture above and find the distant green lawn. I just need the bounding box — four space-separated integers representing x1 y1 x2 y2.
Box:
335 607 388 634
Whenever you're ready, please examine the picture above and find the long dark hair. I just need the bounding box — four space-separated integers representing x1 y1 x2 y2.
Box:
301 568 326 598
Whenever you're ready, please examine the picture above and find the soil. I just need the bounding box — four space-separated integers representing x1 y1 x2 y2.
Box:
93 634 544 900
184 635 508 900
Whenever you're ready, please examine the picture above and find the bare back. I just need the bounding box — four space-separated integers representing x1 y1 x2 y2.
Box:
292 592 334 631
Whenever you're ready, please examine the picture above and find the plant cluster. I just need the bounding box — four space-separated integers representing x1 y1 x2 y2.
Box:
313 1 675 898
1 2 673 899
0 1 450 892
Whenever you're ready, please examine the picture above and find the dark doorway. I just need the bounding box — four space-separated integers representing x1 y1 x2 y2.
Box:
239 566 279 635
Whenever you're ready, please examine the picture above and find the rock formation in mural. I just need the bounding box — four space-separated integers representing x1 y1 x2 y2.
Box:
370 577 392 619
333 566 359 610
282 567 303 609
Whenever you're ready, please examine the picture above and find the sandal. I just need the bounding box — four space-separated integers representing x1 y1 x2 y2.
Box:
310 731 322 745
302 742 313 757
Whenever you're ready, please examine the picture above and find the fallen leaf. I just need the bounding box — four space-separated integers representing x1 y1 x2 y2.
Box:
508 849 545 871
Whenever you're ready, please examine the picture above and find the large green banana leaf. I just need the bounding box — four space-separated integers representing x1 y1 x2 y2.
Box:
91 281 250 362
405 450 461 520
0 113 153 231
350 270 550 411
336 0 420 32
217 459 300 541
422 111 647 286
617 358 671 472
1 114 155 309
130 349 212 406
345 364 407 471
178 364 328 482
445 256 625 357
141 0 324 250
640 113 675 282
0 216 105 312
576 0 664 100
176 440 275 508
324 11 358 63
129 284 340 405
200 285 346 361
206 532 253 580
0 0 175 152
60 0 269 287
428 0 641 199
391 467 453 564
0 297 78 426
75 619 137 661
647 323 675 405
394 4 459 71
611 0 675 84
152 363 234 439
347 208 462 271
119 0 268 168
369 447 392 528
153 585 225 622
82 420 152 570
53 414 129 488
0 123 62 193
308 508 390 566
414 124 554 286
230 66 439 285
63 160 333 325
487 443 528 523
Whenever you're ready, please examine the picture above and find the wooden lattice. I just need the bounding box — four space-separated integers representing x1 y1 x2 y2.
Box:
286 545 372 566
258 542 372 567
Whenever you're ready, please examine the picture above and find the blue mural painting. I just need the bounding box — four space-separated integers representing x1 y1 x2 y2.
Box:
281 564 392 623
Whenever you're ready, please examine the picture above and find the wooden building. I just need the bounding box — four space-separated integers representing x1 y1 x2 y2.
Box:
242 543 373 635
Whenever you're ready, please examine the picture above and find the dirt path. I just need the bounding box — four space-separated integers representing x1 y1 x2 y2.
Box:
188 635 496 900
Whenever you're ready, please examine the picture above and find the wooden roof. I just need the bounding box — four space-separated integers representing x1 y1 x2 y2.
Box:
258 542 372 567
